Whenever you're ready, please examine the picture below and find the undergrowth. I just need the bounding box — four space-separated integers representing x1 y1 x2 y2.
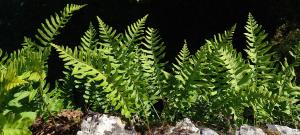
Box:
1 3 300 134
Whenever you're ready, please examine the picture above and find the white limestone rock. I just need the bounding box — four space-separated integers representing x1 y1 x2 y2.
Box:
235 125 265 135
199 128 219 135
164 118 200 135
267 124 300 135
77 113 136 135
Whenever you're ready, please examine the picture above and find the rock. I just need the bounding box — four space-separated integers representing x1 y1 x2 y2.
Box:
165 118 200 135
77 113 136 135
235 125 265 135
199 128 219 135
162 118 219 135
267 124 300 135
174 118 200 134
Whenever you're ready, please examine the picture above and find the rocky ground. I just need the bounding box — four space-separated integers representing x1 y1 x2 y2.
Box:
30 110 300 135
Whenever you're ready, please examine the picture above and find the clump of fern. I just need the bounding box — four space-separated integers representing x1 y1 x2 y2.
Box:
51 10 300 130
165 13 300 130
0 4 86 135
20 3 296 132
52 14 169 124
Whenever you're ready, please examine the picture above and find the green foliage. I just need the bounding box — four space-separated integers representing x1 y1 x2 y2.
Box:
244 13 275 88
160 13 300 129
52 15 167 120
0 4 85 134
35 4 86 46
0 112 36 135
202 26 253 125
50 10 300 129
0 45 49 135
3 2 300 132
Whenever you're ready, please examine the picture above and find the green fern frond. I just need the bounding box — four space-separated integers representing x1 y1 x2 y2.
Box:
1 57 29 92
51 44 108 84
0 112 36 135
289 42 300 66
52 43 141 118
124 15 148 50
200 27 254 123
35 4 86 46
0 46 48 109
21 37 42 51
141 27 167 74
4 73 29 92
97 17 120 45
140 28 167 113
96 17 121 65
0 49 8 66
207 26 252 90
244 13 271 63
244 13 276 87
206 25 236 50
172 40 190 77
168 40 198 113
79 23 98 51
173 40 193 88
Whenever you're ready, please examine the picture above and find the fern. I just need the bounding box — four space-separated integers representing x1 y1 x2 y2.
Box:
53 15 168 120
140 27 168 119
289 42 300 66
244 13 276 88
80 23 98 51
124 15 148 50
191 27 252 127
207 26 252 91
52 43 134 117
35 4 86 46
141 27 167 95
97 16 120 47
21 4 300 129
0 112 36 135
0 47 47 135
0 4 87 134
168 40 195 114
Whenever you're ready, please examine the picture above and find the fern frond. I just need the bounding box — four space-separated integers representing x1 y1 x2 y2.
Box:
168 40 197 113
4 73 30 92
207 26 252 90
244 13 276 87
289 42 300 67
0 112 36 135
21 37 42 51
200 27 254 122
79 23 98 51
172 40 190 78
97 17 120 45
52 43 143 118
140 28 167 115
51 44 108 85
141 27 167 76
124 15 148 51
0 49 8 66
96 17 122 66
35 4 86 46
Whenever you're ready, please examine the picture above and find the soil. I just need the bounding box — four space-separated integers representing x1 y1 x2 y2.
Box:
30 110 83 135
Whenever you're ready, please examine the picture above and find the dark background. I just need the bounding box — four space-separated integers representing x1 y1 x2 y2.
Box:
1 0 300 81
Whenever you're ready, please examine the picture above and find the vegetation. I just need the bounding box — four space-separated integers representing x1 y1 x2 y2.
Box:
1 3 300 134
0 4 85 135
